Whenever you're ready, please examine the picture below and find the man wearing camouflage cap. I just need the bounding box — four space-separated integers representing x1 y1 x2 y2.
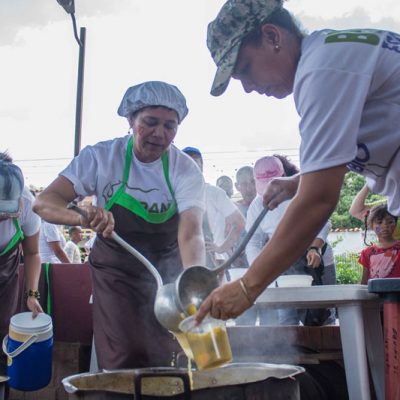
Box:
196 0 400 336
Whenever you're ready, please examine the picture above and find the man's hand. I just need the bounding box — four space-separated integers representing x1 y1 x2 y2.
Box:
262 175 300 209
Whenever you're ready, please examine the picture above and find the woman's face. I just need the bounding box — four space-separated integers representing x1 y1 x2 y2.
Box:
232 24 298 99
129 106 179 163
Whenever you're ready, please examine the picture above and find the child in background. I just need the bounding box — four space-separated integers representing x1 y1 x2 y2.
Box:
359 204 400 284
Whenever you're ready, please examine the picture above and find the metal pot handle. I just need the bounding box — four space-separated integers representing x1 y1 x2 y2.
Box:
133 368 191 400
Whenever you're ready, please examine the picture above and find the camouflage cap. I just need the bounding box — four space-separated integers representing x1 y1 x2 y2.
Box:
207 0 283 96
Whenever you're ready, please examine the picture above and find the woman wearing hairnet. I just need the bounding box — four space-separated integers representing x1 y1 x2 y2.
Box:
0 153 43 375
33 81 205 369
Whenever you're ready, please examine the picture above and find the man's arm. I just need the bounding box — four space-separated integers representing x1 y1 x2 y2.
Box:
245 166 347 299
178 207 206 268
195 165 347 322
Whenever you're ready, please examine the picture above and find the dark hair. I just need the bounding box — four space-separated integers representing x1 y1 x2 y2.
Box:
241 7 305 48
68 226 82 236
216 175 232 185
0 151 13 163
273 154 299 177
363 203 398 245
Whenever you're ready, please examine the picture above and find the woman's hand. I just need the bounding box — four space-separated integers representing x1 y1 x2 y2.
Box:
27 297 43 318
78 205 115 238
195 280 253 323
306 249 322 268
263 175 300 210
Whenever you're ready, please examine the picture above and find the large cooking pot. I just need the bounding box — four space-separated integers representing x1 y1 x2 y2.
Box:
62 362 304 400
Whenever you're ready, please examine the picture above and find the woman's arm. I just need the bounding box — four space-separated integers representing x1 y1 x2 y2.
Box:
196 165 347 322
33 176 115 237
360 267 369 284
21 233 43 317
178 207 206 268
349 184 371 221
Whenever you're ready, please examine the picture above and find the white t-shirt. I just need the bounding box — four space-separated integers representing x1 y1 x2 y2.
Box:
64 241 82 264
61 134 205 214
204 183 238 260
295 29 400 215
39 221 66 263
0 187 41 251
245 196 334 266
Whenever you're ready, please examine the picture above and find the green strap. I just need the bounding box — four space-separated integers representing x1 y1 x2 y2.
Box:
0 219 24 256
105 136 177 223
45 263 51 316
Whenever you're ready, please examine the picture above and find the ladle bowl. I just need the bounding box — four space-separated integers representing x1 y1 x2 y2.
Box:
175 207 268 318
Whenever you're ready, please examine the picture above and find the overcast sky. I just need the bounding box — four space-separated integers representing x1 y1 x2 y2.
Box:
1 0 400 187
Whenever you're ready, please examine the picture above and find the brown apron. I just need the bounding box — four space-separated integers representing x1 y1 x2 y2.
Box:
0 241 22 374
89 137 182 369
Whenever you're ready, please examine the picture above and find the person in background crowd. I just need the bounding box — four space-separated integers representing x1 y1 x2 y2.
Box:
182 147 245 268
246 155 336 325
33 81 205 370
216 175 234 198
359 204 400 284
350 183 400 240
196 0 400 323
39 220 70 264
234 166 257 217
0 152 43 375
230 165 257 269
64 226 83 264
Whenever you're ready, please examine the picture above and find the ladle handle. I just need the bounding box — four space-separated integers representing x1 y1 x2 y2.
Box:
67 203 163 289
214 207 269 274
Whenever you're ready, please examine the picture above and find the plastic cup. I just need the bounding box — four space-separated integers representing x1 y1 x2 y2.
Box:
179 315 232 370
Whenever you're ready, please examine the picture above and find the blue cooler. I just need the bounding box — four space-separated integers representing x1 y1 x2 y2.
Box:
2 312 53 391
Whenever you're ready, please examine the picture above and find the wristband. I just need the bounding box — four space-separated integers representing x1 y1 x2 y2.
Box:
239 278 253 305
308 246 321 256
25 289 40 300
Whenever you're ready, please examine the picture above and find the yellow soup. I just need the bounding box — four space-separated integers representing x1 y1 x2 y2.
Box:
186 325 232 370
173 331 194 360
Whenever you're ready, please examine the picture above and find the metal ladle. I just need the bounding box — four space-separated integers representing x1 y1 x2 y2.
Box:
173 207 268 315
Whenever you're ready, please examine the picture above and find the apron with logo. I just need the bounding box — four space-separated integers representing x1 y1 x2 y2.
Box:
0 219 24 373
89 136 182 369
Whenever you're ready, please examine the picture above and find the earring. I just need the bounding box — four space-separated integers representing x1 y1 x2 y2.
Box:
274 44 281 52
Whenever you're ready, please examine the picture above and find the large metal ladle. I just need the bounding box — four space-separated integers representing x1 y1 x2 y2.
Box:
173 207 269 317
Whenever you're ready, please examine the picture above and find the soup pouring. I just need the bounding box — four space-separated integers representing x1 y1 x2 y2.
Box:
68 204 268 332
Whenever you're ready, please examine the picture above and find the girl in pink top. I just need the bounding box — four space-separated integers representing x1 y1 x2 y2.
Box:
359 204 400 284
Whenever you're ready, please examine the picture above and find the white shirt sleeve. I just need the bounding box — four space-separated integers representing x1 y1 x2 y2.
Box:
20 188 41 237
296 68 370 174
60 145 99 198
173 155 205 213
316 219 332 243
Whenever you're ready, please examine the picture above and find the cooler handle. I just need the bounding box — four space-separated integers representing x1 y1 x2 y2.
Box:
133 368 191 400
2 334 38 359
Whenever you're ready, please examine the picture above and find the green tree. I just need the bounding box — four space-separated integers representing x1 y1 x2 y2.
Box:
330 172 384 229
